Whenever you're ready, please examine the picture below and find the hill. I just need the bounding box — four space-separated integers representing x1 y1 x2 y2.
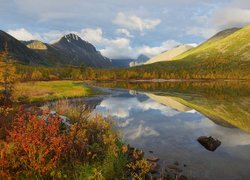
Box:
144 45 193 65
129 54 149 67
50 34 112 68
0 30 112 68
24 40 65 65
138 26 250 79
205 27 240 44
25 34 112 68
0 30 48 65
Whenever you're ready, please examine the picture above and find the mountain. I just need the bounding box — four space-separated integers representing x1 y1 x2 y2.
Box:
136 54 150 63
129 54 149 67
139 26 250 79
25 34 112 68
144 93 192 112
112 55 149 68
24 40 68 65
144 45 194 65
173 27 246 61
0 31 112 68
0 30 48 65
111 59 134 68
205 27 241 44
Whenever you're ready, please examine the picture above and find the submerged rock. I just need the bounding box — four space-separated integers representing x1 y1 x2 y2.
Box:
197 136 221 151
148 161 159 174
176 175 188 180
147 156 160 162
166 164 182 173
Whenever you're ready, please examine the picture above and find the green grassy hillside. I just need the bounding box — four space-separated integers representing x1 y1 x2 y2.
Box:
173 26 249 61
135 26 250 79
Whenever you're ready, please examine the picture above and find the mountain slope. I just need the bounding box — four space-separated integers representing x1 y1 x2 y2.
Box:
25 40 75 65
145 45 193 64
50 34 112 68
205 27 240 44
0 31 112 68
144 93 192 112
138 26 250 79
129 54 149 67
0 30 48 65
173 27 245 61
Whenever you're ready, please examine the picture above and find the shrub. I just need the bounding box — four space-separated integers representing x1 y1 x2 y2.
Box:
0 106 150 179
0 111 67 178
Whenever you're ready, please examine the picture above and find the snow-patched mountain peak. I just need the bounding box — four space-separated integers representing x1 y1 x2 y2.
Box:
64 33 80 42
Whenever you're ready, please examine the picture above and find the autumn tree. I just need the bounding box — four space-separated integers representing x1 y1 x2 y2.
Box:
86 67 96 80
31 69 43 80
0 44 17 105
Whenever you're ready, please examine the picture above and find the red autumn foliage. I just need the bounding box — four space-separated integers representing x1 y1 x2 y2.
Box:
0 110 68 177
0 107 122 178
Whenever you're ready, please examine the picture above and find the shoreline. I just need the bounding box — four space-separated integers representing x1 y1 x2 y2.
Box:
129 78 249 82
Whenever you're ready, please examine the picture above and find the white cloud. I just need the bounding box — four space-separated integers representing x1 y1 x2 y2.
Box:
186 27 218 39
126 123 160 140
76 27 134 58
188 43 199 47
211 7 250 28
136 40 180 57
100 38 133 59
100 39 182 59
113 12 161 34
7 28 42 41
115 28 133 38
118 118 134 128
43 31 67 43
97 96 179 119
78 28 104 44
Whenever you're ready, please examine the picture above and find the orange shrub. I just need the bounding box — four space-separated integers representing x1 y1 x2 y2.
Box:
0 110 68 177
0 107 125 179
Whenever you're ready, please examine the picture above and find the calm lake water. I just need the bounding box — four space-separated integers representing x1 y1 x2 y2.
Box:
90 81 250 179
49 81 250 179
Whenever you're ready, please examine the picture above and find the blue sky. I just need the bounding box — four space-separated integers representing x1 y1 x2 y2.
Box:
1 0 250 58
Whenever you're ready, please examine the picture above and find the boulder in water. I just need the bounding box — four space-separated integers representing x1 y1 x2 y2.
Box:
197 136 221 151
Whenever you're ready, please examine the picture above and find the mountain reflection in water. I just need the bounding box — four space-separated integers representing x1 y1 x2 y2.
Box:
91 81 250 179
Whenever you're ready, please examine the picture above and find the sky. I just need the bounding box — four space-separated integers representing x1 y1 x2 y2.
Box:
1 0 250 59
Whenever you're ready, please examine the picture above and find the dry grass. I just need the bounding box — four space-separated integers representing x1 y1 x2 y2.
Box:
14 81 96 103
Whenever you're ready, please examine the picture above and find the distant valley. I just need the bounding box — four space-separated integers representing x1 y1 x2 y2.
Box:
111 54 149 68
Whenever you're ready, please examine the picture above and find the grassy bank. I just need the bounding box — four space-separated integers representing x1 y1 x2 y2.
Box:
14 80 96 103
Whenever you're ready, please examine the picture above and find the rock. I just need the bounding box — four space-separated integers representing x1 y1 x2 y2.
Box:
176 175 188 180
147 156 160 162
166 164 182 173
174 161 179 166
149 162 159 174
153 176 163 180
145 173 153 180
167 164 179 170
128 146 144 161
197 136 221 151
48 111 71 127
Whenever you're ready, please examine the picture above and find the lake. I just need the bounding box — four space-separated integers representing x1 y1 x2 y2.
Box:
49 81 250 179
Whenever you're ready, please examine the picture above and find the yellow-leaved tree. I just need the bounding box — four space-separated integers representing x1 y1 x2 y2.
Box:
0 44 18 105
